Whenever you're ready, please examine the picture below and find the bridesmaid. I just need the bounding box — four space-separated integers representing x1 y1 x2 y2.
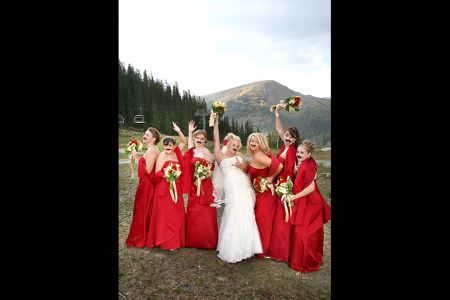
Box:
146 122 187 251
246 132 283 258
267 103 301 262
125 127 161 248
286 140 331 272
183 120 218 249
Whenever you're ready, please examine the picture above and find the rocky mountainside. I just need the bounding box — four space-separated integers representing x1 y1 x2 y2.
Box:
202 80 330 145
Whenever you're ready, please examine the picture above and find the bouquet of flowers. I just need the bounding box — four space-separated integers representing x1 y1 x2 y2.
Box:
125 139 144 160
209 101 227 126
125 139 144 179
164 162 182 203
194 159 212 196
269 96 302 113
253 176 269 193
274 176 294 222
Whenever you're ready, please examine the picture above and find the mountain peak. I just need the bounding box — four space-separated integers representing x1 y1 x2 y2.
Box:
201 80 330 144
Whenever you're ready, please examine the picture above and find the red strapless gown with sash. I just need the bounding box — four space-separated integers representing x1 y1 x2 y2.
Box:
267 144 297 261
247 152 281 256
288 157 331 272
146 147 185 250
183 147 218 249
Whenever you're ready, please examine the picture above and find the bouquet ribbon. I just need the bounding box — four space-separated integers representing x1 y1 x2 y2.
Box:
208 111 215 127
196 177 202 196
281 194 292 222
169 181 178 203
267 183 274 196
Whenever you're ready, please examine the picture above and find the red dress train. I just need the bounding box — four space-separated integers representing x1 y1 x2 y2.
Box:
267 144 297 261
125 157 155 248
183 147 218 249
146 147 185 250
247 152 281 256
288 157 331 272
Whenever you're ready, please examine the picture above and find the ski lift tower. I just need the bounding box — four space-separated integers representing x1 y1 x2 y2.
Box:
194 108 209 131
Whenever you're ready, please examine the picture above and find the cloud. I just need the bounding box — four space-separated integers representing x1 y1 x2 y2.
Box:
119 0 330 97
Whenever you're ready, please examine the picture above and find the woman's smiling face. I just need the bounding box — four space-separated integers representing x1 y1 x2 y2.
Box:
249 136 260 152
194 133 206 148
284 131 296 146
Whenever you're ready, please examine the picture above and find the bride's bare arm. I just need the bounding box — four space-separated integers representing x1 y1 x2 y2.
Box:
213 114 223 163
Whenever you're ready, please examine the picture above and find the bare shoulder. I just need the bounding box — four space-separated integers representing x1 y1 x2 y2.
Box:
203 147 212 154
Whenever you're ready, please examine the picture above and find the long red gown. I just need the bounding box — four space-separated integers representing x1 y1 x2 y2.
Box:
247 152 281 256
183 147 218 249
146 147 185 250
288 157 331 272
267 144 297 261
125 157 155 248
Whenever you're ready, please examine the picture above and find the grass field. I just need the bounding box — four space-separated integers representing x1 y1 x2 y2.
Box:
119 127 331 299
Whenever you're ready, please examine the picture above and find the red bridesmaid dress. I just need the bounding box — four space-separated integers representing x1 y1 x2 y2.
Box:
267 144 297 261
146 147 185 250
183 147 218 249
288 157 331 272
247 152 281 256
125 156 155 248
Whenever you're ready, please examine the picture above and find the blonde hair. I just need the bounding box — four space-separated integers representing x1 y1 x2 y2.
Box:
193 129 207 140
246 133 270 156
225 133 242 149
301 139 316 153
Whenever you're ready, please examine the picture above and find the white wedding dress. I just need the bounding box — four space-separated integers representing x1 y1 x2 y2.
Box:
216 156 263 263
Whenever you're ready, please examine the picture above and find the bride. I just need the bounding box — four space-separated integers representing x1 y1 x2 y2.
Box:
213 114 263 263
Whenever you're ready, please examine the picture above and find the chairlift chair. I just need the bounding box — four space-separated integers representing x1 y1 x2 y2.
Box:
134 115 145 124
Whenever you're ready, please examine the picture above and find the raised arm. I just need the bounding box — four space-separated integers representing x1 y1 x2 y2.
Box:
187 120 196 149
213 114 224 163
275 104 286 140
173 122 187 151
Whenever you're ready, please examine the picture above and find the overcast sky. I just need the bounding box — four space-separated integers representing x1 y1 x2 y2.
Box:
119 0 330 98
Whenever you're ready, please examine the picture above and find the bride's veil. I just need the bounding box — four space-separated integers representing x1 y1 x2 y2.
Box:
211 145 227 207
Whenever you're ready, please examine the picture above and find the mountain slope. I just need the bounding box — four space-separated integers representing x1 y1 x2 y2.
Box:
202 80 330 145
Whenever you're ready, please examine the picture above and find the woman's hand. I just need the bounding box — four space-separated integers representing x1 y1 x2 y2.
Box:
233 157 244 169
285 194 295 202
188 120 197 133
131 150 139 160
172 122 181 132
275 103 285 117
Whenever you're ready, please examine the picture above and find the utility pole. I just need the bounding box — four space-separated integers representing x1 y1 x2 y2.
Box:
194 109 209 131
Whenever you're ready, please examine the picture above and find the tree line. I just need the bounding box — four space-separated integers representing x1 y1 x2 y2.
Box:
119 61 258 145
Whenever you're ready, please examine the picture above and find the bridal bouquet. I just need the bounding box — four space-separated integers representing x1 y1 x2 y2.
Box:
253 176 268 193
253 176 274 195
164 162 182 203
194 159 212 196
125 139 144 160
211 101 227 115
274 176 294 222
269 96 302 113
125 139 144 179
209 101 227 126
